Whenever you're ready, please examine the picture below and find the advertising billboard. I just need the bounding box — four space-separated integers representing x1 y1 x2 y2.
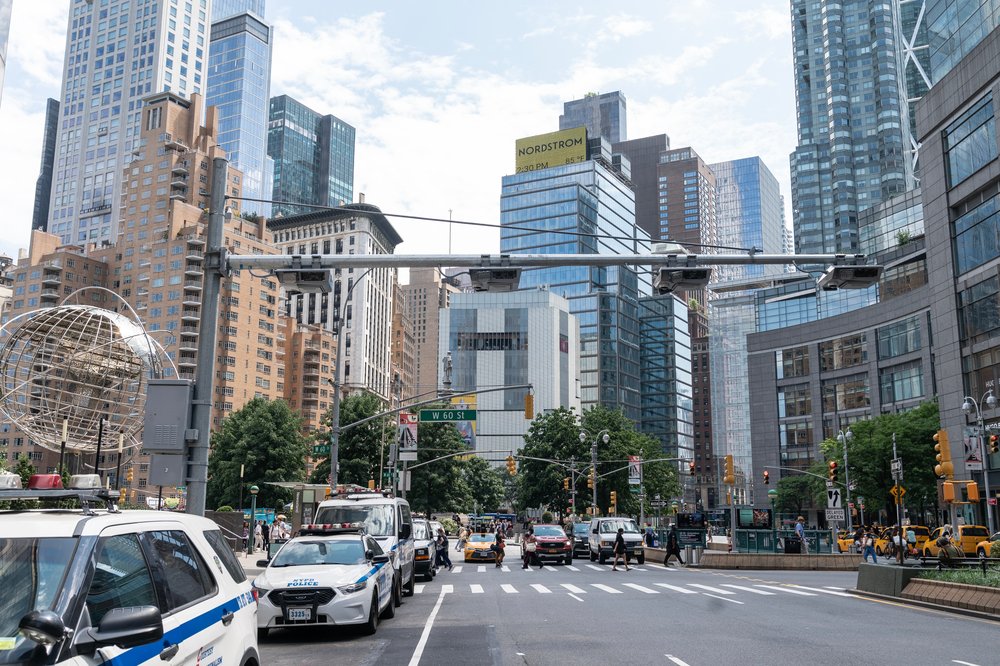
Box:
514 127 587 174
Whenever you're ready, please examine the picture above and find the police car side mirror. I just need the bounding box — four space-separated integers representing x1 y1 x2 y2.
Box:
399 524 412 539
256 559 270 567
372 554 391 564
18 609 67 647
75 606 163 655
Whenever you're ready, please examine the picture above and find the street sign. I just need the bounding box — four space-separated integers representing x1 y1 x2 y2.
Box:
825 480 834 490
826 508 846 522
651 500 667 508
890 458 902 474
312 444 330 456
889 485 906 498
989 497 998 506
628 455 642 485
418 409 477 422
827 488 842 509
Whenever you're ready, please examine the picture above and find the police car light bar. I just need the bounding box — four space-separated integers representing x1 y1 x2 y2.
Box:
299 523 366 536
0 473 22 490
0 473 118 514
27 474 63 490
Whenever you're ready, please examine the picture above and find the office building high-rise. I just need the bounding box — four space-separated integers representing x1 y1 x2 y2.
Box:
32 99 60 231
207 10 273 217
212 0 265 21
45 0 210 247
268 95 355 217
559 91 627 143
789 0 914 255
613 134 670 239
403 267 460 397
926 0 1000 83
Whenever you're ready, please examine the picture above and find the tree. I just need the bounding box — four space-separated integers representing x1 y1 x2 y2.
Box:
207 398 309 511
309 392 394 486
774 471 825 518
407 420 472 515
463 456 505 513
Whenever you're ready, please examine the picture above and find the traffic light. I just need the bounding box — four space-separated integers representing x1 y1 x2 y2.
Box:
934 429 953 479
368 479 375 490
563 477 570 491
587 467 595 489
524 392 534 420
506 455 517 476
126 467 134 484
610 490 617 507
118 488 126 504
967 481 980 502
763 470 770 485
689 462 695 476
990 434 999 454
828 460 838 483
723 454 735 485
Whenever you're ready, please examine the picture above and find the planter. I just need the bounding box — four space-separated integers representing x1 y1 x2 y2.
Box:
901 578 1000 616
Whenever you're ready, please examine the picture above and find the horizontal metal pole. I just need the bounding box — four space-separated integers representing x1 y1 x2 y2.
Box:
227 253 868 271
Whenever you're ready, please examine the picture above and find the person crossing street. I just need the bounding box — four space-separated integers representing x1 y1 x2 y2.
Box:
435 527 453 571
611 527 630 571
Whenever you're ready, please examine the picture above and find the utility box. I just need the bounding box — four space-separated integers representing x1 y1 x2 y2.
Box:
143 380 193 453
148 453 186 487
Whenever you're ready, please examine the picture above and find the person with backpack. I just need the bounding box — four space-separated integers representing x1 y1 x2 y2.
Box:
435 527 453 571
862 528 878 564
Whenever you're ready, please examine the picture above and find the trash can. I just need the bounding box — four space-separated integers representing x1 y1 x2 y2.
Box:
692 546 703 565
683 545 693 564
783 536 801 554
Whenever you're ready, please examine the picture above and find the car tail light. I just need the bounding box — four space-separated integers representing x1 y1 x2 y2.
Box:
27 474 63 490
251 588 259 602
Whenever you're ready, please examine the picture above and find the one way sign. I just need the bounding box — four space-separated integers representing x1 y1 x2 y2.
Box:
827 489 842 509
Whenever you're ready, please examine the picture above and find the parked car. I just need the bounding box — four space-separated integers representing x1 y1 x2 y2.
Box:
976 531 1000 558
588 517 645 564
532 524 573 565
412 519 438 581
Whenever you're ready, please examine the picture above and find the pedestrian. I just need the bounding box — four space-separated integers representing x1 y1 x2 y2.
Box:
795 516 808 554
253 520 264 552
435 528 453 571
905 525 917 557
242 522 249 552
611 527 630 571
261 519 270 554
494 528 506 568
664 524 684 566
456 525 468 552
522 528 538 569
645 525 655 547
853 525 864 553
861 528 878 563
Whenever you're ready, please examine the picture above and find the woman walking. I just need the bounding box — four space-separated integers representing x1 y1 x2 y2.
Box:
611 527 630 571
494 527 507 568
522 528 538 569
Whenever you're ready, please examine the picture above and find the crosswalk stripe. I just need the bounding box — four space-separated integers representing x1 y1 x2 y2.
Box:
501 584 518 594
586 565 603 571
688 584 734 595
470 584 484 594
633 567 647 572
441 584 454 594
530 584 551 594
501 566 510 572
720 584 774 595
561 584 586 594
622 583 658 594
452 566 463 573
790 585 854 597
566 565 580 571
655 583 698 594
477 566 486 573
414 584 425 594
754 585 815 596
590 583 623 594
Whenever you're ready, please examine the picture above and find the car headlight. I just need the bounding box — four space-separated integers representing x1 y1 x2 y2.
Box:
601 540 614 547
338 580 368 595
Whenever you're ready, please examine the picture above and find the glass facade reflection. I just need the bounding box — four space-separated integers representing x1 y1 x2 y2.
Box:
755 279 879 332
559 91 627 143
207 12 273 216
927 0 1000 83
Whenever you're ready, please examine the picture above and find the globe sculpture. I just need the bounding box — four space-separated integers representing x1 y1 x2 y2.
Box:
0 291 172 455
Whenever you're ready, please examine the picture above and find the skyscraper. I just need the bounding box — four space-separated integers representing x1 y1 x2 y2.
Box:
32 99 60 231
926 0 1000 83
789 0 914 254
212 0 265 20
402 267 460 396
206 10 273 216
559 91 627 144
268 95 355 217
45 0 211 247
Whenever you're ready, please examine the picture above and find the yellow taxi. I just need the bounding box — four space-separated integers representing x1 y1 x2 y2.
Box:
975 531 1000 558
922 525 990 557
836 531 858 553
463 532 497 562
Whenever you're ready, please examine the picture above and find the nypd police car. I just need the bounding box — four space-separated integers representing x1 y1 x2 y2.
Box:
0 472 259 665
253 525 394 636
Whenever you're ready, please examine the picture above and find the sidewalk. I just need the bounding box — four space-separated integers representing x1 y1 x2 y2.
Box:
235 548 267 577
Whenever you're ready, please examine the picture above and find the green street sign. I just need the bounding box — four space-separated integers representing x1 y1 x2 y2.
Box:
312 444 330 456
418 409 477 422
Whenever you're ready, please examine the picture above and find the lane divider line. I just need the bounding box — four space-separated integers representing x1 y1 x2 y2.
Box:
408 588 448 666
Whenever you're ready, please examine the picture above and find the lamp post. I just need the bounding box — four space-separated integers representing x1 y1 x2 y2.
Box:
248 484 259 555
767 488 778 552
580 429 609 515
837 428 853 528
962 390 997 533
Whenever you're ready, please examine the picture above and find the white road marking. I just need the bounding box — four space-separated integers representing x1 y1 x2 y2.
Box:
408 588 447 666
590 583 622 594
530 584 551 594
655 583 697 594
702 593 744 605
501 584 518 594
470 584 484 594
720 584 774 595
789 585 854 597
952 661 981 666
688 584 734 595
754 585 815 596
633 567 647 571
414 584 425 594
501 566 510 572
440 584 453 594
665 655 692 666
568 593 585 602
566 565 580 571
561 583 586 594
622 583 659 594
586 564 603 571
477 566 486 573
451 566 462 573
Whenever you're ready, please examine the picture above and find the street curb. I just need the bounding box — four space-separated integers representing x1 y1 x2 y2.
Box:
847 587 1000 621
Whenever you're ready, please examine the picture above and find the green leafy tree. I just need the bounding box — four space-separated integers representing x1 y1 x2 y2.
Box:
463 456 505 513
408 419 472 515
207 398 309 511
774 471 825 518
309 392 393 486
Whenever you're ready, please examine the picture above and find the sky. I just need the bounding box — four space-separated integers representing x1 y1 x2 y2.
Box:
0 0 796 262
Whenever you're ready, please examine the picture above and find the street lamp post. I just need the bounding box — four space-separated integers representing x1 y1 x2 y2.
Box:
768 488 778 552
962 390 997 533
248 484 259 555
580 430 609 515
838 428 853 528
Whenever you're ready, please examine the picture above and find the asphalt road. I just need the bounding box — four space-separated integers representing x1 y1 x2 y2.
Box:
258 548 998 666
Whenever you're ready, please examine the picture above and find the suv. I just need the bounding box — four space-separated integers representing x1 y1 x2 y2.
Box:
570 522 591 557
588 517 645 564
315 490 415 603
0 472 260 666
532 524 572 565
412 519 438 581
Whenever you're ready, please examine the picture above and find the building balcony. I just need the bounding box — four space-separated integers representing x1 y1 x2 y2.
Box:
170 177 188 189
181 308 201 321
171 163 189 176
182 296 201 307
185 249 204 261
301 395 319 405
179 371 196 381
180 326 199 338
164 136 189 152
184 266 203 278
185 236 206 247
40 289 60 300
182 279 202 291
302 381 319 390
42 273 62 286
177 352 197 367
178 342 198 353
169 193 187 202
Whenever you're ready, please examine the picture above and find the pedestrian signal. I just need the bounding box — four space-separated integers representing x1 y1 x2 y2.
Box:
933 429 953 479
506 455 517 476
763 470 770 485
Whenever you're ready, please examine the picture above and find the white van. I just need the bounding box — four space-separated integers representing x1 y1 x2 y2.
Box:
314 491 416 604
588 517 645 564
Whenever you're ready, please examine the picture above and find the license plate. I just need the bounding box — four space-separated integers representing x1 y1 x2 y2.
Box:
286 608 311 621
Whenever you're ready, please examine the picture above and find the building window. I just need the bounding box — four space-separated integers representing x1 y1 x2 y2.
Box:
945 93 997 187
776 346 809 379
777 383 811 418
821 374 870 412
877 316 921 360
953 192 1000 275
879 362 924 404
819 334 867 372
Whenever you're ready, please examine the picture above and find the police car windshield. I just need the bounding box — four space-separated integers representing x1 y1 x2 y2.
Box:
315 505 395 537
413 522 431 540
0 537 78 663
271 540 366 567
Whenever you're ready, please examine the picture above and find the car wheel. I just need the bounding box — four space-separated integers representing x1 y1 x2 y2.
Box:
257 628 269 641
403 568 415 597
590 550 597 562
565 554 572 565
875 546 882 556
392 574 402 607
923 548 931 558
363 592 379 635
637 553 645 565
978 548 987 559
598 553 606 564
381 585 396 619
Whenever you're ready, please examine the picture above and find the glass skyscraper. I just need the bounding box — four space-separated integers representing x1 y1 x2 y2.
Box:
789 0 914 255
500 137 650 420
206 10 273 217
268 95 355 216
45 0 210 247
926 0 1000 83
559 91 627 144
212 0 266 21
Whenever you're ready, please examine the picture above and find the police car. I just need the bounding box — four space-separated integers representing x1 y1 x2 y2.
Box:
0 472 259 666
253 524 394 636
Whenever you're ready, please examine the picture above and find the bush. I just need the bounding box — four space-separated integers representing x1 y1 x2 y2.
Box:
439 518 458 535
216 505 234 512
541 511 554 524
917 567 1000 588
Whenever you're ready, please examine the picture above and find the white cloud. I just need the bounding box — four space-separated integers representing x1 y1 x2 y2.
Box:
597 14 653 43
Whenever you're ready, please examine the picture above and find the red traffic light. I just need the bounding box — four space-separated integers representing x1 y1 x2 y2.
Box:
688 462 695 476
763 470 770 485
